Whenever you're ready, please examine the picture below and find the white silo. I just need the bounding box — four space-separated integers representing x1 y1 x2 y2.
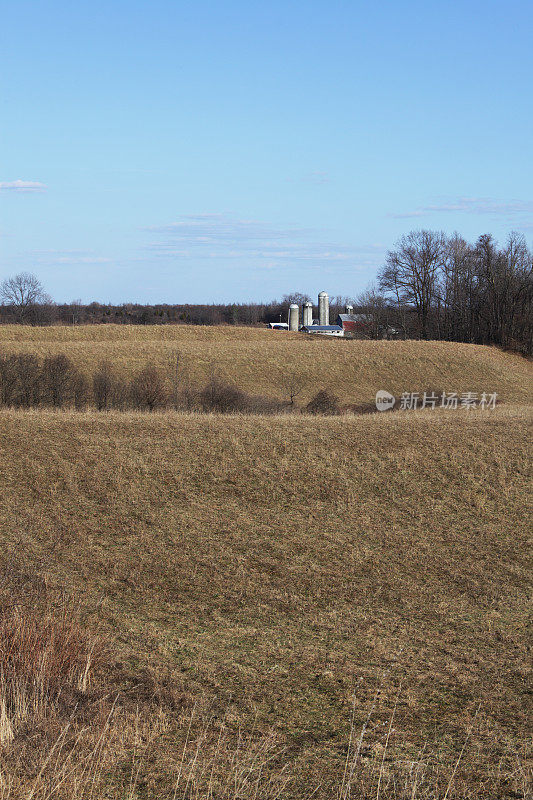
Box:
303 301 313 326
346 303 354 315
288 303 299 331
318 291 329 326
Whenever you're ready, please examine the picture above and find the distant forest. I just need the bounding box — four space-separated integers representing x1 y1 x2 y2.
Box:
1 231 532 355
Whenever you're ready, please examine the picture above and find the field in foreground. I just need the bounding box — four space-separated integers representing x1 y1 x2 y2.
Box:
0 324 531 405
0 405 531 798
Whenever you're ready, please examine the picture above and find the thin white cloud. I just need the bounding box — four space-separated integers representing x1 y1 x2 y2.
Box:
388 211 426 219
55 256 112 264
0 180 47 192
424 197 533 215
288 170 330 185
145 213 383 268
147 214 312 242
32 249 112 265
305 170 330 184
389 196 533 221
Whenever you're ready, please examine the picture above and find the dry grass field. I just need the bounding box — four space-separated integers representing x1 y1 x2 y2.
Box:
0 324 531 404
0 391 531 796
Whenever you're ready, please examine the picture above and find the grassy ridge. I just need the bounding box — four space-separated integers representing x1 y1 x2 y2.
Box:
0 405 531 796
0 324 531 403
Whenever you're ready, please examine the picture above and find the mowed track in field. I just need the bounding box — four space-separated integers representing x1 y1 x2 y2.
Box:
0 402 531 797
0 324 531 404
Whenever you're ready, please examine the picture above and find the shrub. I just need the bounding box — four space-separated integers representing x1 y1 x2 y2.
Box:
72 371 90 410
93 360 120 410
10 353 42 407
0 354 18 406
130 364 168 411
41 354 86 408
305 390 341 415
199 378 247 413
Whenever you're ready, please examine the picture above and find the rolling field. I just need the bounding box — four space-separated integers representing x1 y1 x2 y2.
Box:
0 395 531 797
0 324 531 404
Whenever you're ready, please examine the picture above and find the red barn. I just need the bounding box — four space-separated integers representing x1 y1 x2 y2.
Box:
336 313 370 336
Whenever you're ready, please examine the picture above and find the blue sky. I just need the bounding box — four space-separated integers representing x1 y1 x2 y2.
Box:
2 0 532 304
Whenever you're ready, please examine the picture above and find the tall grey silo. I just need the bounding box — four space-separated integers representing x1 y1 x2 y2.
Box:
318 291 329 326
303 301 313 326
288 303 299 331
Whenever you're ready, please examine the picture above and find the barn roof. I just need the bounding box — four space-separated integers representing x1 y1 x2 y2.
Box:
337 313 367 323
302 324 343 331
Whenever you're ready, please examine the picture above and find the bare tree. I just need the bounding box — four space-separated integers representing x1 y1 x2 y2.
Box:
355 285 389 338
278 370 308 409
474 232 533 349
0 273 49 324
503 232 533 354
70 298 83 325
379 230 445 339
282 292 311 306
438 233 476 342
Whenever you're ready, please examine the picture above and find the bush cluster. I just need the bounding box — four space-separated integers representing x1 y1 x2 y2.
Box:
0 353 88 409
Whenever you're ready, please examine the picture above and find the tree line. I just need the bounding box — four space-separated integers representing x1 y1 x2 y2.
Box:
0 283 351 329
376 230 532 353
1 229 531 354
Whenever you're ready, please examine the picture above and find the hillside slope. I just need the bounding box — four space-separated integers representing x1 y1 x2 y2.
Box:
0 324 530 403
0 406 531 797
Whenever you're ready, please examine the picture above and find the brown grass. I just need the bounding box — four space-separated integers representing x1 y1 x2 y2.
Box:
0 404 530 797
0 324 530 404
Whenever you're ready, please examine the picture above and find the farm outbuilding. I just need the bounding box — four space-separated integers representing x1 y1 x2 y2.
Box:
301 324 344 337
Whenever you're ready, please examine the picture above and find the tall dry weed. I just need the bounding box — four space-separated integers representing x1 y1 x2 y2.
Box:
0 595 104 744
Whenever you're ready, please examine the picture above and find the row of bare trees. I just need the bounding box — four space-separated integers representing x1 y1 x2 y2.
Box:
375 230 532 352
0 354 345 414
0 354 187 412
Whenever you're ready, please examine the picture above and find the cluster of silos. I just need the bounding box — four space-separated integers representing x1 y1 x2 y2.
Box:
288 291 332 330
